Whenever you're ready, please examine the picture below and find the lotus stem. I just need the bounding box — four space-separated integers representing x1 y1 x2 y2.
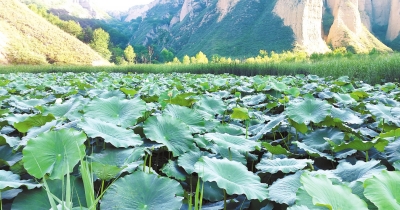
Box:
223 189 227 210
366 150 369 162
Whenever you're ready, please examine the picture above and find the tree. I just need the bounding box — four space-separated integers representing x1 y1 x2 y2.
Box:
161 48 174 63
90 28 112 60
61 20 83 38
195 51 208 64
182 55 190 64
124 45 136 64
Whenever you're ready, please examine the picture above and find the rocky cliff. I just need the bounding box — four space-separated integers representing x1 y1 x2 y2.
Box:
386 0 400 41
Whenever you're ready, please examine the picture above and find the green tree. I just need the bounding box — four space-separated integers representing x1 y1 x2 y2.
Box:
61 20 83 38
124 45 136 64
90 28 112 60
161 48 174 63
172 57 181 64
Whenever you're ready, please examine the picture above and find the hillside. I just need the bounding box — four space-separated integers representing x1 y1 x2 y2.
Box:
0 0 109 65
119 0 398 57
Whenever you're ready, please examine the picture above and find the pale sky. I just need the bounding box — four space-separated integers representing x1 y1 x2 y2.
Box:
94 0 155 11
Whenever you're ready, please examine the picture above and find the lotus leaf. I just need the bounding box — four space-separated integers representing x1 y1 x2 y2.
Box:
268 171 302 205
143 115 195 157
22 129 86 179
101 171 184 209
286 98 331 124
0 170 40 191
195 156 268 201
256 158 313 174
79 118 143 148
364 170 400 209
204 133 260 152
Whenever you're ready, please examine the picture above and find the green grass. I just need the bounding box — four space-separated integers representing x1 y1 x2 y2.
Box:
1 53 399 85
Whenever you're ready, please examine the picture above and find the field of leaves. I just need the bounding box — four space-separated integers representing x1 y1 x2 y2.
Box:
0 72 399 210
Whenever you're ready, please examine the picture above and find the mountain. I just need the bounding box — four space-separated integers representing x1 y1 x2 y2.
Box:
119 0 398 57
19 0 110 19
0 0 109 65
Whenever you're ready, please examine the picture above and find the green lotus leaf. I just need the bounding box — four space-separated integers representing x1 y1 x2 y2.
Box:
214 123 245 135
195 156 268 201
329 138 388 152
204 133 260 152
242 94 266 106
43 98 83 120
268 171 302 205
120 87 138 97
161 160 188 181
20 120 57 147
331 107 363 124
0 134 20 148
294 141 334 160
79 118 143 148
0 145 22 167
250 115 285 140
364 170 400 209
393 161 400 170
366 103 400 126
13 114 55 133
164 104 207 133
101 171 184 210
288 119 308 134
202 181 224 202
286 98 331 124
89 147 138 166
165 93 197 107
2 189 22 200
285 87 301 97
333 160 386 183
213 146 247 164
300 173 368 209
90 161 124 181
143 115 195 157
84 97 146 128
262 142 291 155
11 176 87 210
256 158 313 174
287 205 312 210
177 149 208 174
379 128 400 139
302 128 344 151
294 187 327 210
270 80 288 92
195 96 226 118
231 107 249 120
0 170 40 191
386 139 400 163
348 181 378 210
333 93 356 105
22 129 86 179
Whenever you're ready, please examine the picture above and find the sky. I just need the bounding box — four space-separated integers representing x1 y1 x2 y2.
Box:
94 0 155 11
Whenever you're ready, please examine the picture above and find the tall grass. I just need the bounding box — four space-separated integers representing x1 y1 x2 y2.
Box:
0 53 399 85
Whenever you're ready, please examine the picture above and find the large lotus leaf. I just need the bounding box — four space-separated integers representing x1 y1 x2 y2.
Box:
262 142 291 155
20 120 57 147
90 161 124 181
268 171 302 205
143 115 195 157
385 139 400 163
0 134 20 148
294 141 334 161
0 145 22 166
214 123 245 135
84 97 146 127
43 98 83 120
195 156 268 201
161 160 188 181
349 181 378 210
13 114 55 133
302 128 344 151
249 115 285 140
177 150 209 174
256 158 313 174
204 133 260 152
101 171 184 209
242 94 266 106
270 80 288 92
366 103 400 126
213 145 247 165
22 129 86 179
333 93 356 105
230 107 249 120
0 170 40 191
331 107 363 124
294 187 327 210
288 119 308 134
300 173 368 209
79 118 142 148
89 147 137 167
333 160 386 183
286 98 331 124
164 104 207 133
330 138 388 152
364 170 400 209
11 176 87 210
201 181 224 202
195 96 226 118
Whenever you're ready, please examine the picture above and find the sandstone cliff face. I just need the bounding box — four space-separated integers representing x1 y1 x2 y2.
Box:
0 31 8 64
326 0 392 53
386 0 400 41
274 0 330 54
217 0 240 22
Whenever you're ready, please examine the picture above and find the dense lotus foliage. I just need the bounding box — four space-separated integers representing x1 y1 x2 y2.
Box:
0 72 400 209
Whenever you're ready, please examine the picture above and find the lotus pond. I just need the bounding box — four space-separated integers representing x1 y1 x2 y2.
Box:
0 72 400 210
